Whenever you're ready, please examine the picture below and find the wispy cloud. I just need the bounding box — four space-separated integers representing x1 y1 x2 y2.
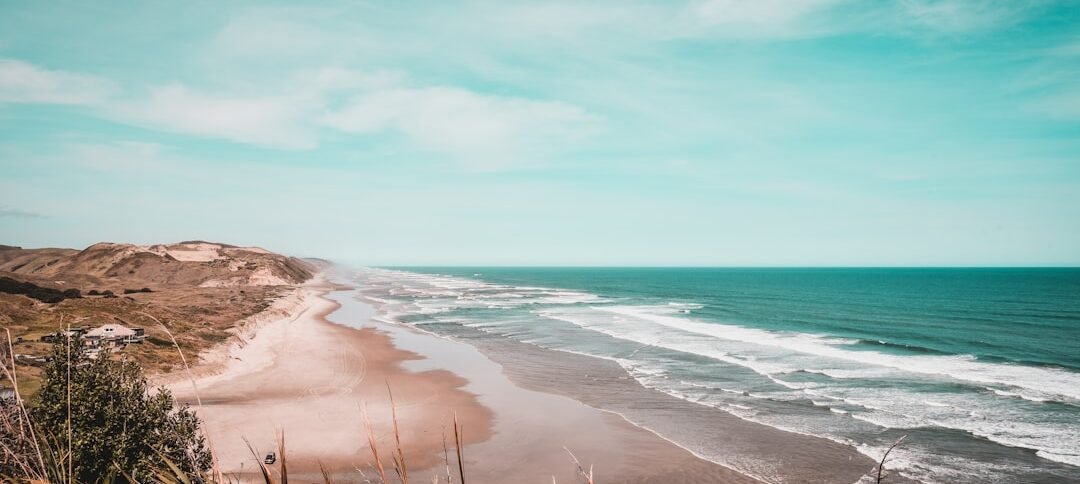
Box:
0 59 113 105
680 0 1059 40
109 84 320 149
1015 37 1080 119
323 86 600 168
0 1 1070 166
896 0 1044 34
0 54 601 164
0 208 46 219
0 0 1076 264
464 0 1044 44
101 67 407 150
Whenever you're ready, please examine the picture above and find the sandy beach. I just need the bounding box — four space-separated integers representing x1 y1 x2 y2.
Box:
172 275 763 483
169 278 492 480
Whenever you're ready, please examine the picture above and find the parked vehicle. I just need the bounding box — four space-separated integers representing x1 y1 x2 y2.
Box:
264 452 276 465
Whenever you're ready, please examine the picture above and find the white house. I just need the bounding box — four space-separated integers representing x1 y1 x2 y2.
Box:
83 324 146 349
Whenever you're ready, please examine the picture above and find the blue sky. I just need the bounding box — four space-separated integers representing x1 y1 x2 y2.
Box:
1 1 1078 266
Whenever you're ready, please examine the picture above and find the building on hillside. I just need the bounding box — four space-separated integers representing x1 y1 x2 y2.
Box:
83 324 146 350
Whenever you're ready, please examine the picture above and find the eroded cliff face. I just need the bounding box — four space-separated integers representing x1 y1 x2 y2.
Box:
0 241 315 288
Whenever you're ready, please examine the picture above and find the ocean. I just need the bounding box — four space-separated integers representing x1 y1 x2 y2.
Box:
355 267 1080 483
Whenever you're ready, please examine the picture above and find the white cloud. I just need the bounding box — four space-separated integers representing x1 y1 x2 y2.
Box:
105 69 600 161
0 56 600 159
0 59 323 149
102 67 408 150
7 0 1039 161
323 86 599 168
110 84 319 149
0 59 113 105
297 67 406 95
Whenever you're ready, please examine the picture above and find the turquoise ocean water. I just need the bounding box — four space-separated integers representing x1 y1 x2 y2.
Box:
360 268 1080 483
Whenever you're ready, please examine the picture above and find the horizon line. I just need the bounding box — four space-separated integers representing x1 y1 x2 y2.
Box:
360 265 1080 269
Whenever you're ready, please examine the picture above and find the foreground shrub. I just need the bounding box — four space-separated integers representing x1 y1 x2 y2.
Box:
2 336 211 482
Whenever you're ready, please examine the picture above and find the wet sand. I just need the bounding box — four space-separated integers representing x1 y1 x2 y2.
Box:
327 290 760 484
453 327 903 483
348 286 902 484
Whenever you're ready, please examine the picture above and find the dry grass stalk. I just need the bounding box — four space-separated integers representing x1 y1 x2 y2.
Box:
564 447 594 484
1 327 49 480
278 431 288 484
441 432 453 484
318 460 335 484
361 403 389 484
62 314 73 484
0 397 42 479
243 437 276 484
875 435 907 484
137 311 202 407
452 412 465 484
386 383 410 484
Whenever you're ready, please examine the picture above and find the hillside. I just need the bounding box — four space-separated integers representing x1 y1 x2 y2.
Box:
0 241 321 398
0 241 315 288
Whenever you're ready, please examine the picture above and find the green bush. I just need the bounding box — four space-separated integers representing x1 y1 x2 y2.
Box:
24 338 211 482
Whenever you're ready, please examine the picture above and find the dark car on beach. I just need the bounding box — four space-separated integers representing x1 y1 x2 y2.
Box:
264 452 276 465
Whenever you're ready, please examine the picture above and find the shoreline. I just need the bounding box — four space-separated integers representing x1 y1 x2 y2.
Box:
170 271 769 482
445 325 901 484
355 293 898 484
329 288 761 484
349 296 752 479
168 267 907 483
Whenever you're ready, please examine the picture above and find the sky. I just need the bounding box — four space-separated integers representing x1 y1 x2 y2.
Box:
1 1 1078 266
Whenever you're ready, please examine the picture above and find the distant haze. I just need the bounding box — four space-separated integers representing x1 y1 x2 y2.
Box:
1 1 1078 266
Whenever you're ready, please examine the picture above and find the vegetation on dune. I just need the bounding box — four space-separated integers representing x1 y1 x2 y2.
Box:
0 277 82 304
0 283 287 398
0 240 320 400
